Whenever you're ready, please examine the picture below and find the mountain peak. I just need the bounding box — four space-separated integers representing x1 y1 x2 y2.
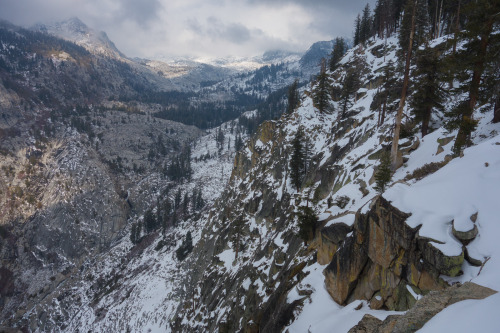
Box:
31 17 125 59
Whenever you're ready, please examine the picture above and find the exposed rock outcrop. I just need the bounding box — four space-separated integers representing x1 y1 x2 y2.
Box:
323 196 459 311
348 282 497 333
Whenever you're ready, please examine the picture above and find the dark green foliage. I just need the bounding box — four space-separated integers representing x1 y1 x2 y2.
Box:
334 195 350 209
360 4 373 44
230 217 245 259
234 134 244 151
287 79 300 114
354 14 361 46
371 60 399 126
192 189 204 211
373 0 396 38
70 116 95 139
410 45 446 137
329 37 347 72
149 92 260 130
143 209 159 233
183 192 190 215
296 206 318 245
174 188 182 210
215 127 225 153
398 0 430 63
339 69 361 118
312 60 333 113
290 127 306 190
446 0 500 154
375 151 392 193
130 222 142 244
165 146 192 181
176 231 193 261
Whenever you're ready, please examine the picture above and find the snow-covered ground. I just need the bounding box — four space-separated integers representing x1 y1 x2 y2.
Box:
282 34 500 332
42 114 251 332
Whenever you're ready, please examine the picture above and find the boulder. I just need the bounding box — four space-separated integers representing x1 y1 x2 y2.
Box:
452 220 478 245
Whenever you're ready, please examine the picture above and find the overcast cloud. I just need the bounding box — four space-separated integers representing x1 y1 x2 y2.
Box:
0 0 375 59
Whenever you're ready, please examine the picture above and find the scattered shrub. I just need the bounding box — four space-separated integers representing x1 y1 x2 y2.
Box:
404 160 448 181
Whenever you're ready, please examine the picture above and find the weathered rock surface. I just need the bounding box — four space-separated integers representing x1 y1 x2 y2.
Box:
323 196 460 311
0 108 201 327
317 222 351 265
348 282 497 333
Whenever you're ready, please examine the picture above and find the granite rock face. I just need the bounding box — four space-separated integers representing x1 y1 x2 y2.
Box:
323 196 464 311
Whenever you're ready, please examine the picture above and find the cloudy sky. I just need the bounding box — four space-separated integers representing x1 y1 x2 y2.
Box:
0 0 375 59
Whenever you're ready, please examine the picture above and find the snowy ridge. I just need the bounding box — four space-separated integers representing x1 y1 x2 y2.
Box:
171 32 500 332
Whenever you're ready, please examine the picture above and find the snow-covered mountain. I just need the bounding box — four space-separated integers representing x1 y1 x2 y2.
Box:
28 17 335 98
152 49 302 72
32 17 125 60
2 5 499 332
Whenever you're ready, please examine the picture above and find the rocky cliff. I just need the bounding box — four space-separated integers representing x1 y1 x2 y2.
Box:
1 15 499 333
169 35 499 332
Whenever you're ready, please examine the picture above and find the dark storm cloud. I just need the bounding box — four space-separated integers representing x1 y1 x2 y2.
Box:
194 17 252 44
0 0 161 27
0 0 377 58
116 0 162 28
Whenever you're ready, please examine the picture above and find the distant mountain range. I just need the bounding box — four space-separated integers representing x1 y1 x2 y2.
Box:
30 17 336 92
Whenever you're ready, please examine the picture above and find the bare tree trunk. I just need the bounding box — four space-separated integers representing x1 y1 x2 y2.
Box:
437 0 444 37
434 0 439 38
493 98 500 123
422 106 431 137
454 18 494 153
391 0 417 170
453 1 461 54
381 98 387 126
377 89 382 126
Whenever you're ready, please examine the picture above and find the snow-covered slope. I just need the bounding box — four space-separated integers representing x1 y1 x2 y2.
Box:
170 33 500 332
17 113 252 332
3 15 499 332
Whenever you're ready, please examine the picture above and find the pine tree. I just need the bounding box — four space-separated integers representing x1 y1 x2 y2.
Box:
375 60 398 126
183 192 190 215
392 0 405 30
391 0 417 170
360 4 373 44
312 59 332 113
130 222 142 244
329 37 347 72
144 209 157 233
398 0 430 63
176 231 193 261
297 206 318 245
287 79 300 114
354 14 361 46
290 128 305 190
231 217 245 260
375 151 392 193
235 134 243 151
373 0 394 38
339 69 361 118
174 188 182 210
448 0 500 154
410 45 445 137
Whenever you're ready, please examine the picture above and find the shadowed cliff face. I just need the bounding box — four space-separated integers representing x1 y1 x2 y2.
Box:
0 107 201 327
323 196 466 311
